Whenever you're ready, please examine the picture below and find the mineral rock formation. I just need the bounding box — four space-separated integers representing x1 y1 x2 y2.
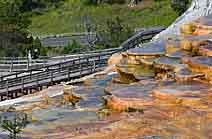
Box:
154 56 181 71
153 56 181 80
114 66 138 83
182 56 212 81
63 85 81 104
105 13 212 113
108 53 124 66
152 82 211 108
127 40 165 65
106 82 157 112
127 40 165 57
155 0 212 39
197 42 212 56
180 35 211 51
115 63 155 84
175 66 204 82
165 38 181 56
180 23 197 35
193 14 212 35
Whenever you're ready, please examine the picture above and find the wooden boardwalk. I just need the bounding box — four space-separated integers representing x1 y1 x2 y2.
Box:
0 27 165 101
0 48 120 73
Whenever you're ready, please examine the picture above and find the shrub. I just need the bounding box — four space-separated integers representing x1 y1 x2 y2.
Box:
21 37 47 58
63 40 85 54
170 0 189 15
102 0 126 4
0 112 29 139
82 0 126 5
96 16 133 48
81 0 98 5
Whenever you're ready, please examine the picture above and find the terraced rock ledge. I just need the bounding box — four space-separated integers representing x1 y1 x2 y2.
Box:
98 14 212 138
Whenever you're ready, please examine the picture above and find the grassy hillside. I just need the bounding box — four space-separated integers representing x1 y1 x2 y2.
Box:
29 0 179 36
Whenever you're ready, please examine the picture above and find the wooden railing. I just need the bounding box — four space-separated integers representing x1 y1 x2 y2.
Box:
0 27 165 101
0 27 164 73
0 48 121 73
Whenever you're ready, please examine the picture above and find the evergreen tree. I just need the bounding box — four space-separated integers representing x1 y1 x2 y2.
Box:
0 0 31 31
0 0 31 57
170 0 189 15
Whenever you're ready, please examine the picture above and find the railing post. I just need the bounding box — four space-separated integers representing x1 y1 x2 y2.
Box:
59 64 61 73
27 57 29 70
36 75 39 90
6 80 9 97
93 60 96 72
78 56 81 63
68 68 71 80
10 59 13 72
99 55 102 67
136 38 139 47
80 64 82 77
51 71 53 85
30 70 32 80
22 78 24 93
90 61 93 73
98 55 100 61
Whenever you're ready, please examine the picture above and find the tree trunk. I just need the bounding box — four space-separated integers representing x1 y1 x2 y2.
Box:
154 0 212 39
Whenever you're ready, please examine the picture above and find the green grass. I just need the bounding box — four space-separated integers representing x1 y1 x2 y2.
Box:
29 0 179 36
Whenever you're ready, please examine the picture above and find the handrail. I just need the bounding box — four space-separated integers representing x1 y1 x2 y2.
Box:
0 47 120 62
0 27 165 99
0 28 164 74
0 48 121 73
0 51 114 80
0 27 164 79
0 27 165 80
0 60 107 89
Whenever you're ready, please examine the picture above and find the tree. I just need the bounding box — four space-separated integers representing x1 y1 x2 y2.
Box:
21 0 65 12
171 0 189 15
21 37 47 57
0 0 65 57
0 0 32 57
0 113 29 139
63 40 85 54
82 0 126 5
0 0 31 31
96 17 133 48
